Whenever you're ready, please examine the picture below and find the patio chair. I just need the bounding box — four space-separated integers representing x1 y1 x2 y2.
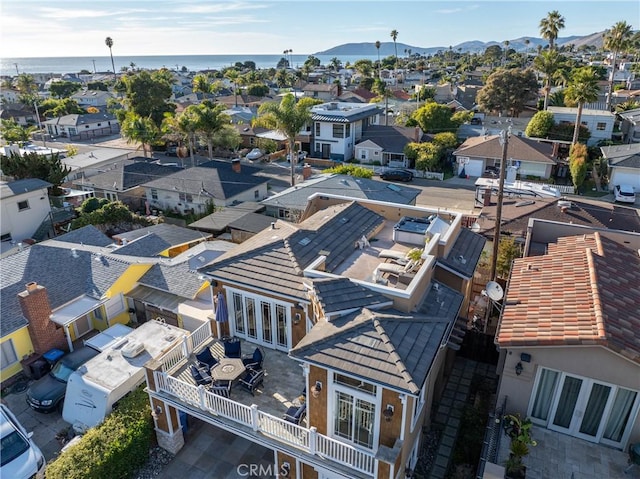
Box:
238 368 265 396
189 364 212 387
195 347 218 370
242 347 264 370
211 380 232 398
283 401 306 425
374 259 416 280
223 337 242 358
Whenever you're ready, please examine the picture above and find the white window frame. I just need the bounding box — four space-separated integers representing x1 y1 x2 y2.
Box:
17 200 30 211
104 294 125 319
1 339 18 368
411 382 426 431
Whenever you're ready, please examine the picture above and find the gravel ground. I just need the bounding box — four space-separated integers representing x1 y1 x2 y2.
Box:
132 446 175 479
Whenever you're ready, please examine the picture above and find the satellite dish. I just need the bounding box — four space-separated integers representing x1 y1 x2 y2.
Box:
485 281 504 301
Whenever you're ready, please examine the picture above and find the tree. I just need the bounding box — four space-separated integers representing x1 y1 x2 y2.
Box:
534 49 566 110
414 142 443 173
256 94 312 186
117 70 176 128
476 68 539 117
49 81 82 99
375 41 381 78
411 102 458 134
0 152 70 195
39 97 85 117
15 73 39 104
569 143 588 190
565 67 600 144
212 125 242 153
496 236 521 279
329 57 342 72
224 69 240 107
353 59 374 78
87 81 108 91
120 112 159 157
324 164 373 178
525 111 555 138
432 132 458 149
483 45 503 67
192 74 211 94
71 200 151 232
603 21 634 110
390 29 399 72
192 100 229 160
105 37 116 81
539 10 565 50
0 118 36 144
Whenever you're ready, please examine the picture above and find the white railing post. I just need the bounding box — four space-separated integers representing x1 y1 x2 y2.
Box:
309 426 317 455
198 385 206 409
250 404 259 432
182 335 190 357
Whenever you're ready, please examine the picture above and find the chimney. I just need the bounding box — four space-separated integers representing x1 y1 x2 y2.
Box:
232 158 241 173
302 163 312 180
18 282 67 354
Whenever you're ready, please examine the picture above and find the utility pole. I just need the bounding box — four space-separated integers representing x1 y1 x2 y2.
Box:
489 127 510 282
92 59 97 73
33 102 46 148
14 63 19 75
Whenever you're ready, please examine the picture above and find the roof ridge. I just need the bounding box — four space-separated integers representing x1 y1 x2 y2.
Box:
282 237 303 275
372 317 418 392
585 247 607 342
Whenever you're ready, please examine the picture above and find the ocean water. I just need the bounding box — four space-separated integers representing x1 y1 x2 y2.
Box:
1 54 378 76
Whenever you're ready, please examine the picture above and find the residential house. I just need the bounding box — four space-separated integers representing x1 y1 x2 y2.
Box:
311 102 383 161
0 89 20 104
111 223 212 258
547 106 616 146
223 106 257 125
142 160 269 215
355 126 429 168
617 107 640 144
0 103 37 126
0 179 52 246
73 159 182 210
303 83 340 101
43 112 120 141
493 221 640 456
70 89 114 108
261 174 421 221
338 88 377 104
61 148 135 183
454 134 557 179
143 196 486 478
600 143 640 190
187 202 270 239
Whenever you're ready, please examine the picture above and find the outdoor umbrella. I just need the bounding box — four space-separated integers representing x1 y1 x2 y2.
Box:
214 292 229 337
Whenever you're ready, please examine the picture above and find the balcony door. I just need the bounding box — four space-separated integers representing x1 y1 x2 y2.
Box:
229 290 289 351
529 368 639 449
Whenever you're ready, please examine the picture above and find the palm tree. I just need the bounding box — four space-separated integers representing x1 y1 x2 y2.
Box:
121 113 158 157
329 57 342 72
375 41 381 78
224 69 240 107
603 21 634 110
192 101 229 160
565 67 600 144
105 37 116 81
256 94 312 186
192 74 211 94
534 50 566 110
539 10 565 50
503 40 510 65
175 107 199 166
390 29 399 73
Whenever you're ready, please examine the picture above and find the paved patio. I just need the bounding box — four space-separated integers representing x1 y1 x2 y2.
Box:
497 424 632 478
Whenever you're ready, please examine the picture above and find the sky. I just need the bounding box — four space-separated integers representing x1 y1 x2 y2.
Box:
1 0 638 58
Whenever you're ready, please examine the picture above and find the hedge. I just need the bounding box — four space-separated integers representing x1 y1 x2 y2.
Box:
46 386 153 479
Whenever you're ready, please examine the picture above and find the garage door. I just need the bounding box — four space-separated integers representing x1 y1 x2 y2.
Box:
458 159 483 177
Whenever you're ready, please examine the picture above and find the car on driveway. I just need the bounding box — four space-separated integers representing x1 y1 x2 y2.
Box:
26 347 99 413
286 151 308 162
613 184 636 204
0 404 46 479
246 148 264 161
380 169 413 182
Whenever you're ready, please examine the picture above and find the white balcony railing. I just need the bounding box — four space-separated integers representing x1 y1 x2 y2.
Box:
154 371 375 475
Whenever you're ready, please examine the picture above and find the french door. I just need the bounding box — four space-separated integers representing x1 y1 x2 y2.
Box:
529 368 639 449
230 291 289 351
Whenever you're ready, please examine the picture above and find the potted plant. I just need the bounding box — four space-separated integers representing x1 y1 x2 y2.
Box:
505 439 529 479
503 414 536 479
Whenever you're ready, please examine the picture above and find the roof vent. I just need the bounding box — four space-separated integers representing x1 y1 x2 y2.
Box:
270 222 276 230
121 339 145 358
558 200 572 209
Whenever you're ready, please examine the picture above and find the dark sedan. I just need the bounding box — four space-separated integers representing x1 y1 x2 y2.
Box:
380 169 413 182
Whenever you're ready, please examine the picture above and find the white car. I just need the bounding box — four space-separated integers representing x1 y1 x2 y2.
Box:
0 404 46 479
613 184 636 204
245 148 264 161
286 151 308 162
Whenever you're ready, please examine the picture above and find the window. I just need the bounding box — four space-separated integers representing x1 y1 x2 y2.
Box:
93 307 104 320
334 391 375 448
332 124 344 138
254 190 259 199
17 200 29 211
179 193 193 203
345 124 351 137
151 189 158 200
315 123 321 136
278 209 290 219
104 295 125 318
1 339 18 368
596 122 606 131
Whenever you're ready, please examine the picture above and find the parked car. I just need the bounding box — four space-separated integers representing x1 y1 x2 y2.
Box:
246 148 264 161
286 151 308 162
613 184 636 204
0 404 46 479
26 347 99 413
380 169 413 182
165 146 178 157
470 117 482 125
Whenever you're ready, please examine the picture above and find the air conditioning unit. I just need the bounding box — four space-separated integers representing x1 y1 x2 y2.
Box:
121 339 145 358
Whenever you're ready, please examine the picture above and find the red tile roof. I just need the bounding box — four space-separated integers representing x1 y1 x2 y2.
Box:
497 233 640 363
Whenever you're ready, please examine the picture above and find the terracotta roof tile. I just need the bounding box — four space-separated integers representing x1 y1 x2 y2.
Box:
497 232 640 363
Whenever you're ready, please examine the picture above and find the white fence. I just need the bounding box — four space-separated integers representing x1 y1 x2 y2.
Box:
154 372 375 475
358 164 444 181
521 180 575 195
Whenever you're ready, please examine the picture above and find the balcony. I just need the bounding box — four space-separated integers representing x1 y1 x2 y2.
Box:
148 323 376 477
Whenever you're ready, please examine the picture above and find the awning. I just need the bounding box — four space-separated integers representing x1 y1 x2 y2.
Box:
50 295 105 326
177 299 213 322
127 285 182 312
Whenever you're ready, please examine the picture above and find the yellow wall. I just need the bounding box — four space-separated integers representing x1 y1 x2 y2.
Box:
104 263 153 299
0 327 34 382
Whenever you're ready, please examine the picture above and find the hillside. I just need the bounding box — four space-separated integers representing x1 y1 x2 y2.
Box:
314 32 607 56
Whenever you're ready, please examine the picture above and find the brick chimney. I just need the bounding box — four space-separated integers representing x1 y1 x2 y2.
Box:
18 282 67 354
232 158 241 173
302 163 312 180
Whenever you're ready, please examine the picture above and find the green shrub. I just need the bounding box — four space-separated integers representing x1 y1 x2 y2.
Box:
46 387 153 479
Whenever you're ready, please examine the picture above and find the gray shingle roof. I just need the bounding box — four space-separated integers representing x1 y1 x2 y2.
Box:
416 280 464 320
200 202 385 300
359 125 430 154
437 228 487 279
262 174 420 211
188 202 265 232
84 161 182 191
2 178 52 196
113 223 210 246
311 107 383 123
307 277 392 314
290 308 450 394
111 234 172 257
227 213 277 234
0 244 131 336
55 225 113 247
454 135 556 164
601 143 640 169
138 262 204 298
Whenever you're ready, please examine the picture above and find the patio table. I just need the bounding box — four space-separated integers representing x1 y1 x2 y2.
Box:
211 358 246 383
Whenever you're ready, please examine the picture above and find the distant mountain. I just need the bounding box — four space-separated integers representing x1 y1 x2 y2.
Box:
314 32 607 56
